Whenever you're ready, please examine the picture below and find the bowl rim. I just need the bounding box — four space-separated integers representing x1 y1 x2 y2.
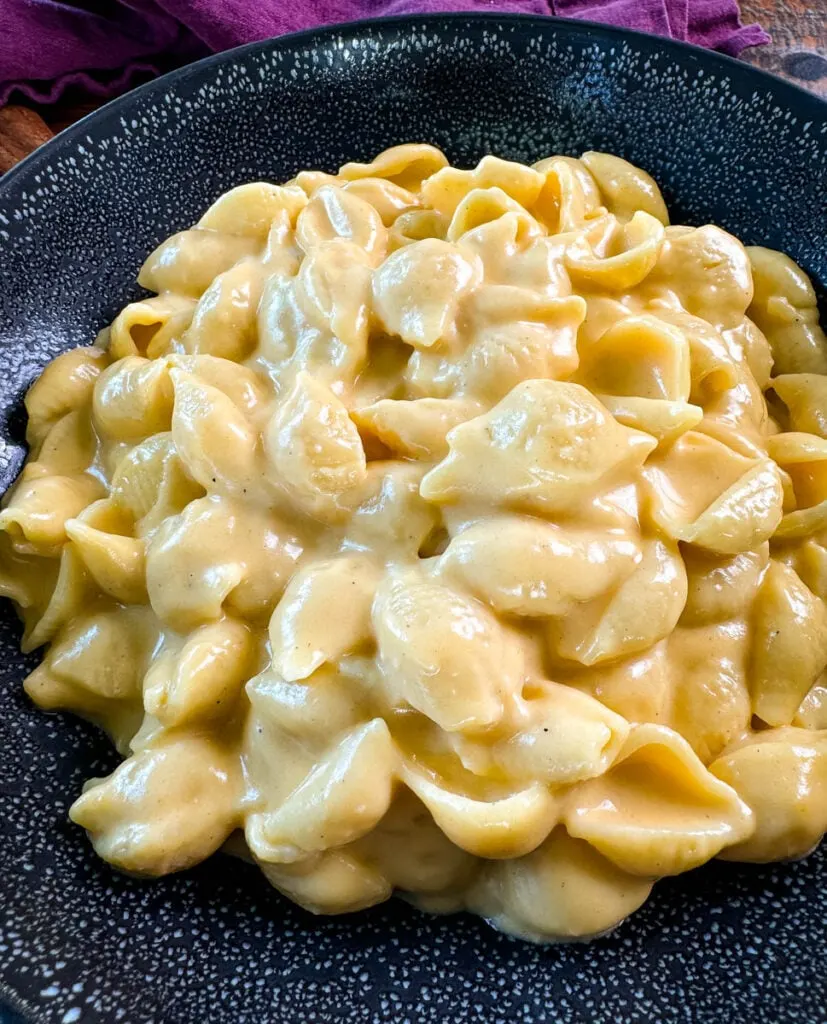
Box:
2 10 826 204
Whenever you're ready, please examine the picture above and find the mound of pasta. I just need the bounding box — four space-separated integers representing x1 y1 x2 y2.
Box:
3 144 827 943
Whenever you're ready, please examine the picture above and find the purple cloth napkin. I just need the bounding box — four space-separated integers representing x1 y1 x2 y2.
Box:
0 0 770 109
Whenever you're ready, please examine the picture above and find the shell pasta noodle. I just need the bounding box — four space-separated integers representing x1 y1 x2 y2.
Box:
5 143 827 944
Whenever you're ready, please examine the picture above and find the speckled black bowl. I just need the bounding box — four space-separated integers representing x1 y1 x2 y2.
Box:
1 14 827 1024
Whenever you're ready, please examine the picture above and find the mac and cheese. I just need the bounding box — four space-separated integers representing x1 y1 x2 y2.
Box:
3 144 827 942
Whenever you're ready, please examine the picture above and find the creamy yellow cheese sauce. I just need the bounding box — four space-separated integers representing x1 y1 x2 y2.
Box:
3 144 827 942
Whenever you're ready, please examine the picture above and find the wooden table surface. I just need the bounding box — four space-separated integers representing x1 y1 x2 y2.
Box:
741 0 827 95
0 1 825 175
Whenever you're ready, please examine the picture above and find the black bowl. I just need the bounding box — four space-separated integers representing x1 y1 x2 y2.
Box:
1 15 826 1024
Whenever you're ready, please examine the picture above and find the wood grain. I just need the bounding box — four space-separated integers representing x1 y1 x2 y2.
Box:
740 0 827 97
0 2 824 174
0 106 54 173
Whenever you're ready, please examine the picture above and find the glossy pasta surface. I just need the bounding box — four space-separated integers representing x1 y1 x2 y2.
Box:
4 144 827 943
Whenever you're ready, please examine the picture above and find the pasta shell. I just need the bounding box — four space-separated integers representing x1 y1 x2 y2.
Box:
0 470 104 556
401 348 463 400
25 606 160 747
170 368 259 495
681 544 769 626
470 680 630 786
110 432 203 532
748 246 827 374
37 607 158 702
420 380 655 515
576 314 691 401
261 208 302 275
532 157 604 233
345 461 440 558
578 294 638 349
181 258 268 361
109 294 196 360
198 182 307 238
781 537 827 601
246 666 366 747
264 371 366 523
65 513 146 605
401 761 557 859
24 346 109 449
258 850 391 915
711 728 827 862
771 373 827 437
372 238 482 349
258 272 361 393
581 151 669 225
459 288 585 401
680 461 784 554
93 356 173 441
294 239 373 353
547 538 687 667
291 170 341 195
422 156 544 219
144 617 257 727
749 560 827 726
34 409 96 476
723 316 774 390
70 732 240 875
557 642 672 725
653 309 739 402
467 155 546 208
438 516 640 618
352 397 481 460
373 571 522 733
167 354 272 431
667 622 751 763
0 533 59 627
295 185 387 263
343 177 419 225
766 432 827 530
388 208 449 250
648 226 753 331
643 432 783 555
469 828 654 943
456 212 566 295
766 430 827 467
138 228 260 297
269 555 380 681
598 396 703 446
446 186 536 242
146 495 302 630
25 663 143 755
564 724 754 876
22 543 94 652
795 678 827 729
351 788 476 896
339 143 448 191
245 719 396 863
565 212 664 291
